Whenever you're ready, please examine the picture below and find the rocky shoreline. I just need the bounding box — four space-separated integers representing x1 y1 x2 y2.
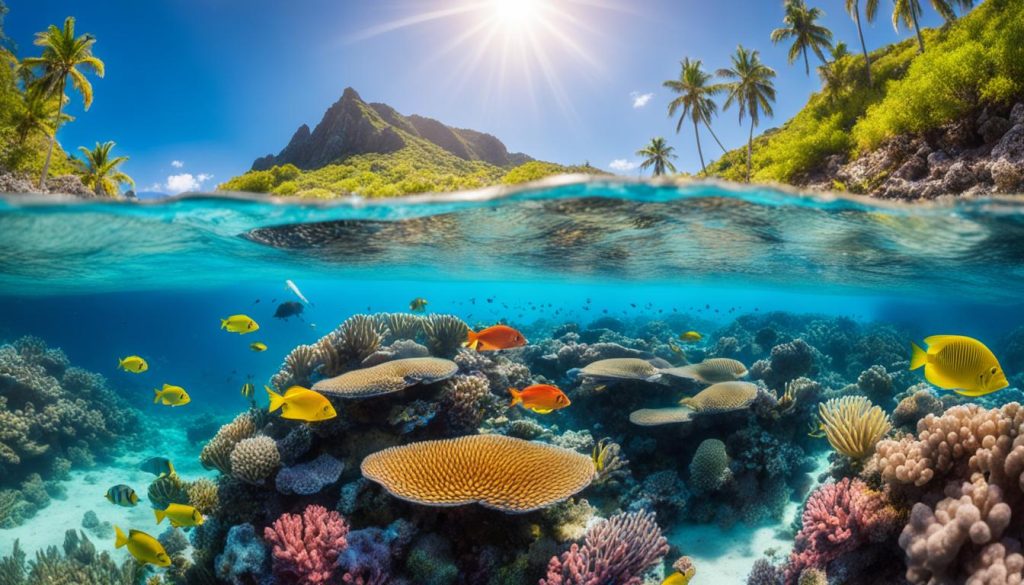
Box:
804 102 1024 199
0 172 100 198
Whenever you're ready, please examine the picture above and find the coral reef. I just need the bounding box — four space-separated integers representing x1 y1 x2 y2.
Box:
540 510 668 585
214 523 269 585
275 452 345 495
817 396 891 460
424 315 470 358
264 504 349 585
689 438 730 493
200 411 258 475
229 436 281 485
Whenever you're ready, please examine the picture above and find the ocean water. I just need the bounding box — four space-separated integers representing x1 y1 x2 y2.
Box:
1 177 1023 584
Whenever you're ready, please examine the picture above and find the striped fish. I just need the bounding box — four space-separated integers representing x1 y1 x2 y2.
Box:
139 457 175 477
241 381 255 400
911 335 1008 397
105 484 139 507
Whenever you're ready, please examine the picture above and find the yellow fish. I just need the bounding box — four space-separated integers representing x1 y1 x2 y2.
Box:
911 335 1008 397
221 314 259 335
679 331 702 343
155 503 204 528
114 526 171 567
242 381 255 400
266 385 337 422
410 298 428 313
118 356 148 374
250 342 267 352
662 569 695 585
154 384 191 407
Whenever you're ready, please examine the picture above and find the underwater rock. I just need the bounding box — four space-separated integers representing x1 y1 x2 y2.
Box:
275 452 345 495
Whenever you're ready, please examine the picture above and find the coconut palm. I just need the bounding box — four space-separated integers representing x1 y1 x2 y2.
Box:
770 0 834 76
718 46 777 183
75 141 133 197
664 58 726 176
636 138 678 177
12 89 72 143
845 0 873 85
875 0 974 53
818 43 851 101
20 17 104 188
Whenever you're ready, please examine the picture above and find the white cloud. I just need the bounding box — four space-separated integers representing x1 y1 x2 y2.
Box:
171 160 184 168
630 91 653 108
609 159 639 172
163 173 213 194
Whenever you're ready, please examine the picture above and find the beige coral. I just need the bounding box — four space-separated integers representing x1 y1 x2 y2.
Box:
229 436 281 485
312 357 457 398
423 314 469 357
271 344 322 390
817 396 891 460
200 412 258 475
187 478 220 516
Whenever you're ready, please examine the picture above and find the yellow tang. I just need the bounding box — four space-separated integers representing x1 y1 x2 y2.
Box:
679 331 702 343
154 384 191 407
155 503 204 528
118 356 148 374
250 342 267 352
911 335 1008 397
221 314 259 335
265 385 337 422
662 569 695 585
114 526 171 567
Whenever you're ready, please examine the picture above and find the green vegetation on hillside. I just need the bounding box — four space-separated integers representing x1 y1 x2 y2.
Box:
705 0 1023 184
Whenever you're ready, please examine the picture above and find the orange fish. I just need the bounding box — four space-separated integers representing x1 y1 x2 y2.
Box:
465 325 528 351
509 384 570 414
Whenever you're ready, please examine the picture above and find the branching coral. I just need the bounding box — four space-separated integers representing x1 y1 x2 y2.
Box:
817 396 891 460
271 344 322 390
323 315 389 370
540 510 669 585
424 314 470 358
379 313 425 342
264 504 349 585
591 438 629 488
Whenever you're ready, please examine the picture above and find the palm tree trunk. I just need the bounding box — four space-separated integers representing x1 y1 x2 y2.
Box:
910 2 925 53
39 76 66 190
746 122 755 183
855 9 873 85
803 48 810 76
694 120 707 176
705 122 728 154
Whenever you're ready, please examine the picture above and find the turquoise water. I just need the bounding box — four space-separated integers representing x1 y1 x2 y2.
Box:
1 178 1023 584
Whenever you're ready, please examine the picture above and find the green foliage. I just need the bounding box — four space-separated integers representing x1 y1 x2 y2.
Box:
501 160 597 184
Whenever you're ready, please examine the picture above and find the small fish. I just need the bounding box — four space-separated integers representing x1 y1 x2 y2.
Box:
911 335 1008 396
250 342 267 352
220 314 259 334
153 384 190 407
808 421 826 438
118 356 148 374
155 503 204 528
679 331 703 343
273 301 304 320
662 569 695 585
139 457 175 477
241 381 255 400
105 485 139 507
266 385 337 422
409 298 428 313
464 325 528 352
667 341 689 364
114 526 171 567
508 384 571 414
285 279 311 305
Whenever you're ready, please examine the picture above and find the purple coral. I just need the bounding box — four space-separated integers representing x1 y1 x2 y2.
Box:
275 453 345 495
540 510 668 585
264 504 349 585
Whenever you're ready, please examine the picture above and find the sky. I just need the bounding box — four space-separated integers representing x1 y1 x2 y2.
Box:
6 0 953 196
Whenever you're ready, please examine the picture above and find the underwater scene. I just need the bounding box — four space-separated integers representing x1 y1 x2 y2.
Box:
1 180 1024 585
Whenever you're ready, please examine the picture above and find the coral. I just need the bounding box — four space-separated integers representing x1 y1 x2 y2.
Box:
424 314 469 358
388 399 440 434
680 381 760 413
541 498 599 542
0 530 143 584
892 386 943 429
627 470 689 522
796 568 826 585
148 473 191 510
322 314 389 371
576 358 661 382
185 413 223 446
378 313 425 342
751 339 815 390
275 452 345 495
785 478 902 583
591 438 630 487
817 396 891 460
215 523 269 585
552 430 595 452
439 374 493 433
200 411 258 475
363 339 431 367
275 424 313 465
187 478 220 516
81 510 112 539
855 365 893 406
747 557 782 585
361 434 595 512
339 520 415 585
158 527 190 557
689 439 730 493
540 510 669 585
312 357 458 398
230 436 281 485
264 505 349 585
405 534 458 585
661 358 749 384
272 343 322 390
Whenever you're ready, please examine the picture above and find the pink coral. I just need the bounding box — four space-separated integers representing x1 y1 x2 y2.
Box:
784 478 901 584
540 510 668 585
264 504 350 585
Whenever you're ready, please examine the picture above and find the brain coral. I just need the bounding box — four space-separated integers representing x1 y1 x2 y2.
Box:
360 435 594 513
680 381 759 413
230 436 281 485
312 357 457 398
689 439 730 493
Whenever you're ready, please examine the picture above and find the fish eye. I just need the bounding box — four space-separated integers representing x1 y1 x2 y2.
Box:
991 367 998 375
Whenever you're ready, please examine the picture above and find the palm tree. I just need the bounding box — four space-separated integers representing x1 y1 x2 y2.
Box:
718 46 777 183
878 0 974 53
770 0 834 76
75 141 133 197
664 58 726 176
20 17 104 189
13 89 72 143
636 138 678 177
845 0 873 85
818 42 851 101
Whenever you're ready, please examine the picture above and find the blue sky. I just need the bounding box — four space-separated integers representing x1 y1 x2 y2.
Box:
7 0 952 195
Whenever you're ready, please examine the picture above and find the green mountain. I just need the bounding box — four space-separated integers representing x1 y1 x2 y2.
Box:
706 0 1024 197
222 88 593 198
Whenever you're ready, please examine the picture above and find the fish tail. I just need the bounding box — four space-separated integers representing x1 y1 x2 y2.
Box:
464 329 479 351
153 389 161 404
508 388 522 407
167 461 175 476
155 509 166 524
114 526 128 548
266 386 285 413
910 342 927 371
220 319 228 330
117 358 124 369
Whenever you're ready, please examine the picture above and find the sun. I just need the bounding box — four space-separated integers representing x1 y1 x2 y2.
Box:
490 0 545 33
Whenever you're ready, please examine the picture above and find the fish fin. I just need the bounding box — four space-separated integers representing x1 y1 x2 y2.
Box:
531 408 553 414
953 387 991 397
923 366 957 390
924 335 963 347
509 388 522 407
131 493 138 504
153 390 161 404
155 509 165 524
464 330 479 350
220 319 228 330
114 526 128 548
168 461 175 476
910 342 928 370
266 386 285 413
284 386 304 397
